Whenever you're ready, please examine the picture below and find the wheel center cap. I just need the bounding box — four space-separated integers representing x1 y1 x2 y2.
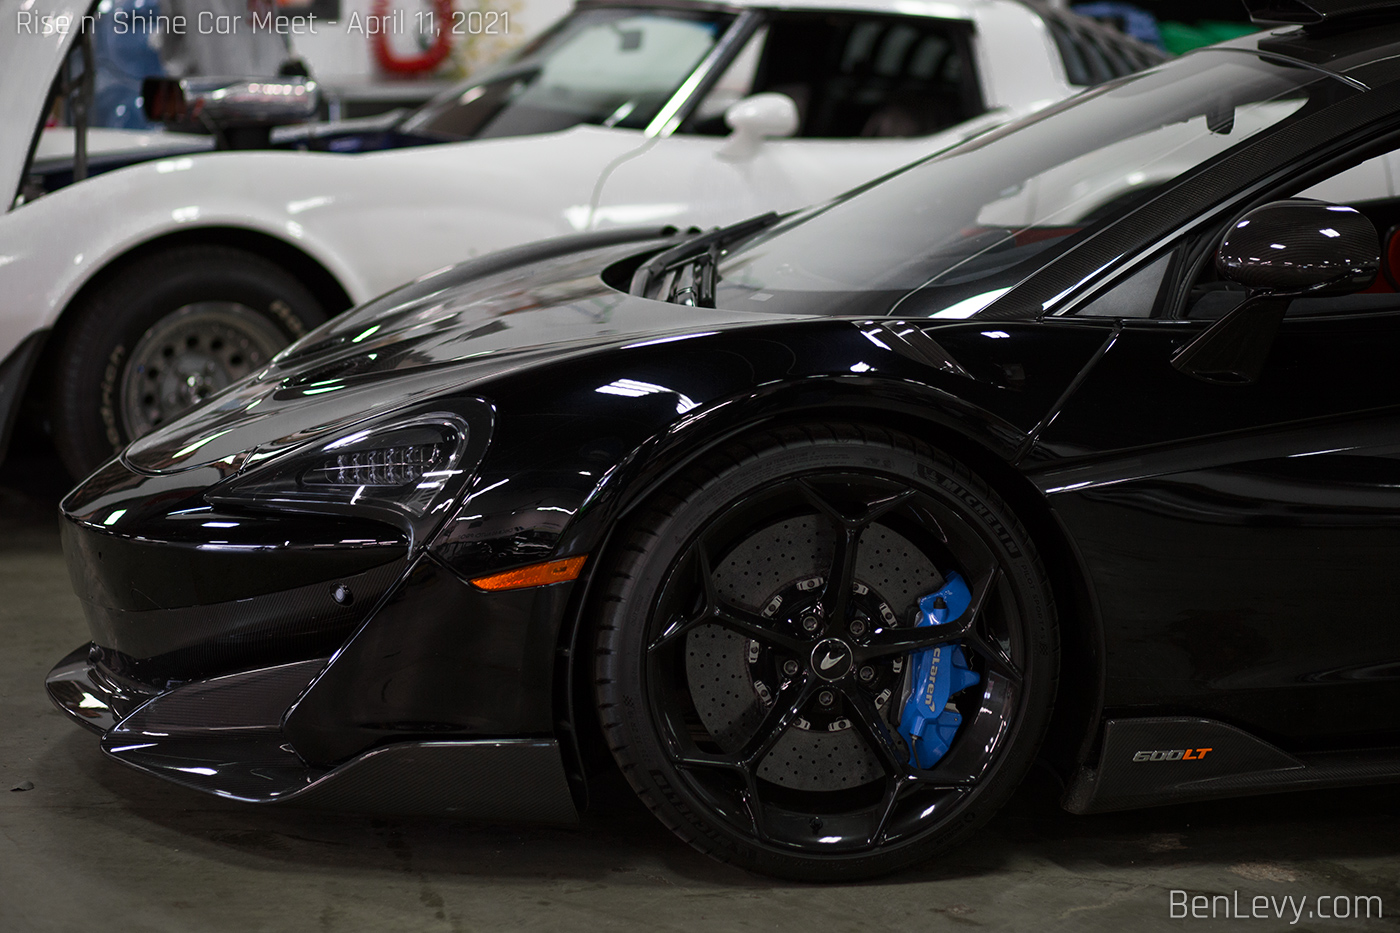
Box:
810 638 854 681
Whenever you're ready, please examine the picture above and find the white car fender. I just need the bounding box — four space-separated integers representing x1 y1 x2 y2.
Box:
0 155 368 364
0 124 653 365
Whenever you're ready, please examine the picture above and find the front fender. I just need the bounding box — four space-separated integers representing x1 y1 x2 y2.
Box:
404 315 1108 785
428 316 1111 580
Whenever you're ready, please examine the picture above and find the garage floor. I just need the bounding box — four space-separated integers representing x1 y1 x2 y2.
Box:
2 441 1397 933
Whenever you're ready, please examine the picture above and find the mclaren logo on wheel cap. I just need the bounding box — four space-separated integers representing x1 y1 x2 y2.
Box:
811 638 853 681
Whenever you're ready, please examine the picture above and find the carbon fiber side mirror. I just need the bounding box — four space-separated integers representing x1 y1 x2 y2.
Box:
1173 199 1380 385
1216 199 1379 295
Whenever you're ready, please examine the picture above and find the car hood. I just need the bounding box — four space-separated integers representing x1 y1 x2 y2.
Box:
122 230 819 475
1 0 90 199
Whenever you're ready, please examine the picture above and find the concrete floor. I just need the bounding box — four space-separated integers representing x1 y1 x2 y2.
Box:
2 440 1398 932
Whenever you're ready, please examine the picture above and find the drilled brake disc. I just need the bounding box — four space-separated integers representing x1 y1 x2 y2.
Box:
683 516 939 792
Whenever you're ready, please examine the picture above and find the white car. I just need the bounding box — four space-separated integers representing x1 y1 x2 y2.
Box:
0 0 1161 477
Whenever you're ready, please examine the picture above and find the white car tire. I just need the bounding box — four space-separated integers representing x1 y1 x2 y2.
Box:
50 244 326 478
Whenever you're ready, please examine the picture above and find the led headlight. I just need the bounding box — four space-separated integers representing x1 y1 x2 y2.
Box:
207 399 493 544
304 428 457 490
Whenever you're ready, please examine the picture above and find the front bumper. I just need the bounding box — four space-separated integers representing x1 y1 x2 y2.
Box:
47 643 578 822
46 644 161 734
49 455 582 822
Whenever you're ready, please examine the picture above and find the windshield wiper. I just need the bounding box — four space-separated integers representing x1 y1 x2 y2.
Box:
629 211 781 307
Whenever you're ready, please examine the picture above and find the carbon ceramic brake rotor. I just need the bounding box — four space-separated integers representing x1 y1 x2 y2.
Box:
684 516 940 792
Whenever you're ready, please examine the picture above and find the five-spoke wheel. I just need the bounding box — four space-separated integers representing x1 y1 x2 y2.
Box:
595 424 1057 880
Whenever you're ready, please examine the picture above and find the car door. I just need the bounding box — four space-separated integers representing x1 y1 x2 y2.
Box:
1032 158 1400 747
588 11 997 230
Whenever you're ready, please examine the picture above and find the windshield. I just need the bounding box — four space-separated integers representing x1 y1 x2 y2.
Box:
404 7 734 140
713 49 1361 318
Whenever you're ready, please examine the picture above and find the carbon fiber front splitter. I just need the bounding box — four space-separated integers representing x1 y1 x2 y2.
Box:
47 646 578 823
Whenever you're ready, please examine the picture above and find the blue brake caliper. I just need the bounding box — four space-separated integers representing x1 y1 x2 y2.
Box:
896 572 982 769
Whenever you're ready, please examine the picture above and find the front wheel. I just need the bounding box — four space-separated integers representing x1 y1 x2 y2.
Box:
594 424 1058 880
50 245 326 478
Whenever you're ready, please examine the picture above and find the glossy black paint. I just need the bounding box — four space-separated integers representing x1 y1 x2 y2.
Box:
1216 200 1380 292
1064 717 1305 813
428 318 1110 583
58 459 409 684
1033 313 1400 750
49 229 1112 803
47 644 161 734
284 557 578 766
48 651 581 821
1245 0 1400 27
1169 295 1292 385
1064 716 1400 814
1173 200 1382 384
60 499 405 612
47 23 1400 820
72 556 406 686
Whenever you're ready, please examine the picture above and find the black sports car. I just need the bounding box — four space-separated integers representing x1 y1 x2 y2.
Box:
47 0 1400 881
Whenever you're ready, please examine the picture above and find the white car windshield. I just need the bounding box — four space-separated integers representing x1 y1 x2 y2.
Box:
713 49 1362 318
404 7 734 140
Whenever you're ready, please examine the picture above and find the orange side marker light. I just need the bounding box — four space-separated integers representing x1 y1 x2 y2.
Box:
470 556 587 591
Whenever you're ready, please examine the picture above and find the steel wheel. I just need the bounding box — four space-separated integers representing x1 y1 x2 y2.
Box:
121 302 288 437
50 244 326 479
595 424 1056 880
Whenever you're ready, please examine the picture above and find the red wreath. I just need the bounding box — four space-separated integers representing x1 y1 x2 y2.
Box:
371 0 454 75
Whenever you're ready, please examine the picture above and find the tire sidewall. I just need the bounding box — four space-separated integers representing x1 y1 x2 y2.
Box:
598 431 1057 879
54 247 325 477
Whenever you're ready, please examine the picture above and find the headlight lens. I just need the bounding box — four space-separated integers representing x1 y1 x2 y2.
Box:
304 426 458 490
207 399 493 543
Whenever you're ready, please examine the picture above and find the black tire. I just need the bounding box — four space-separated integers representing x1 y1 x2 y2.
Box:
594 423 1057 881
51 245 326 478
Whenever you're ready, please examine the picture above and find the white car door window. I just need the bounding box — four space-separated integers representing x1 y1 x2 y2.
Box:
589 13 987 232
682 13 983 139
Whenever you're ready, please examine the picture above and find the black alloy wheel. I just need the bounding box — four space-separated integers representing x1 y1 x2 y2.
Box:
594 424 1057 880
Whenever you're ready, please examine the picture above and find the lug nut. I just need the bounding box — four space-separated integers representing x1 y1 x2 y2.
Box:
782 659 799 677
802 616 819 632
817 689 835 707
858 666 875 683
849 619 867 637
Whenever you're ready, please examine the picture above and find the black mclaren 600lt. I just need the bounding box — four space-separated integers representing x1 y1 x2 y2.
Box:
46 0 1400 880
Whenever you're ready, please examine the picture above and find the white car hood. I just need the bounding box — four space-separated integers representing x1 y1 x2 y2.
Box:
0 0 91 204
